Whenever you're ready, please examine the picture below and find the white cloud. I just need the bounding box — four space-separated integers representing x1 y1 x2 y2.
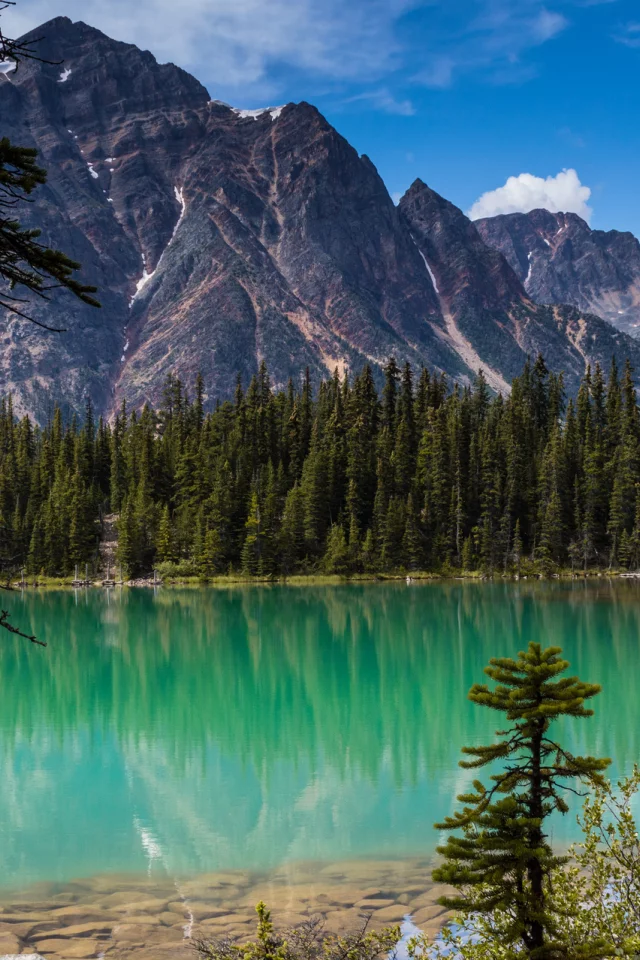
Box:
3 0 606 106
415 3 569 89
530 8 567 41
419 56 455 89
344 88 415 115
10 0 419 98
613 22 640 48
467 169 593 222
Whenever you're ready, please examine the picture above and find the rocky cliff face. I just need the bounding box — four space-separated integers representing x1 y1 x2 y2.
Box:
2 17 640 419
398 182 637 394
476 209 640 338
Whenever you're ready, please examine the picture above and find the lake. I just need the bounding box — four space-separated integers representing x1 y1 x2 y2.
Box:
0 581 638 953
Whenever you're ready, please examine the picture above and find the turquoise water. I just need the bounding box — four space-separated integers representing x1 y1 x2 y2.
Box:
0 581 638 891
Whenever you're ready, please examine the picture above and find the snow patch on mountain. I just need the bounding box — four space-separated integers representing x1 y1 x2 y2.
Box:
410 234 440 294
232 105 285 121
525 251 533 285
129 188 187 308
420 251 439 294
172 186 186 240
58 68 72 82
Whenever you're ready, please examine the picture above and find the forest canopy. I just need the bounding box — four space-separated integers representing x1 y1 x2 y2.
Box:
1 355 639 579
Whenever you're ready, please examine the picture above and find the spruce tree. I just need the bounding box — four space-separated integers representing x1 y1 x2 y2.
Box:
361 528 378 573
198 526 225 578
461 534 474 572
323 523 349 574
512 518 523 576
403 493 423 570
279 483 306 573
241 491 264 576
433 643 610 958
155 504 175 563
116 498 141 578
381 497 405 570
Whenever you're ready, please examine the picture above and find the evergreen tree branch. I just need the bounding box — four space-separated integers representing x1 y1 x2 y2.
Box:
0 608 45 646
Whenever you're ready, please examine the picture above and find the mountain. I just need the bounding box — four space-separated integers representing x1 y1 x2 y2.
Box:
476 209 640 338
397 181 636 395
0 16 463 418
2 17 640 419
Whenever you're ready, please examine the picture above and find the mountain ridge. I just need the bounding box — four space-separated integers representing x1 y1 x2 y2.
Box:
2 16 640 420
476 208 640 338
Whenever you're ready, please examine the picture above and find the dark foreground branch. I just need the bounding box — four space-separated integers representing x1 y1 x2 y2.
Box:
0 609 46 646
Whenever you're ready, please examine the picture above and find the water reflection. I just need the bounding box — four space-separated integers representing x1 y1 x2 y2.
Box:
0 581 637 889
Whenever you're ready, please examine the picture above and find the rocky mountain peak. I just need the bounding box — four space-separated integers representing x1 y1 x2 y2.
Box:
476 208 640 337
16 16 211 106
399 179 528 308
3 18 640 420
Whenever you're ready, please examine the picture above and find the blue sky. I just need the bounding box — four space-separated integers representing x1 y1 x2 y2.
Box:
12 0 640 235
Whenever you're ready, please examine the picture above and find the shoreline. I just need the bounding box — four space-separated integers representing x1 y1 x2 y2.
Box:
9 569 640 589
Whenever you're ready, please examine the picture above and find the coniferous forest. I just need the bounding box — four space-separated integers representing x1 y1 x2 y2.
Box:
2 354 640 579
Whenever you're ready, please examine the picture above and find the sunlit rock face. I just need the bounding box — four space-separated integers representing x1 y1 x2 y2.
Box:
398 181 640 396
3 17 640 420
476 208 640 339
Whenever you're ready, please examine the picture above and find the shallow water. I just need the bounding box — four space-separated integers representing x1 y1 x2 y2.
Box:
0 581 638 932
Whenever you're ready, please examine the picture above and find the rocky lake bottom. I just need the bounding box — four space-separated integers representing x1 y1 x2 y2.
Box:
0 858 451 960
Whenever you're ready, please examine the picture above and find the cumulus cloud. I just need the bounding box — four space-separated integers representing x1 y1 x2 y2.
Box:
467 169 593 222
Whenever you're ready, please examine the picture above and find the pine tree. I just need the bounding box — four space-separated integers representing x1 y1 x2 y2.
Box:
434 643 610 957
0 138 100 321
69 477 96 566
279 484 306 573
198 526 225 578
116 497 141 577
301 432 328 555
461 535 474 572
322 523 349 574
382 357 400 431
628 486 640 571
512 518 523 576
402 493 423 571
348 510 361 570
381 497 405 570
360 528 377 572
538 488 564 573
26 514 45 575
241 491 264 576
155 504 175 563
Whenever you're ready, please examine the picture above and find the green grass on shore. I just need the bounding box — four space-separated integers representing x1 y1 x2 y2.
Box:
9 568 634 589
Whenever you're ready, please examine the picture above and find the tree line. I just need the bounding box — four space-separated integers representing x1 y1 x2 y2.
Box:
2 354 640 578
